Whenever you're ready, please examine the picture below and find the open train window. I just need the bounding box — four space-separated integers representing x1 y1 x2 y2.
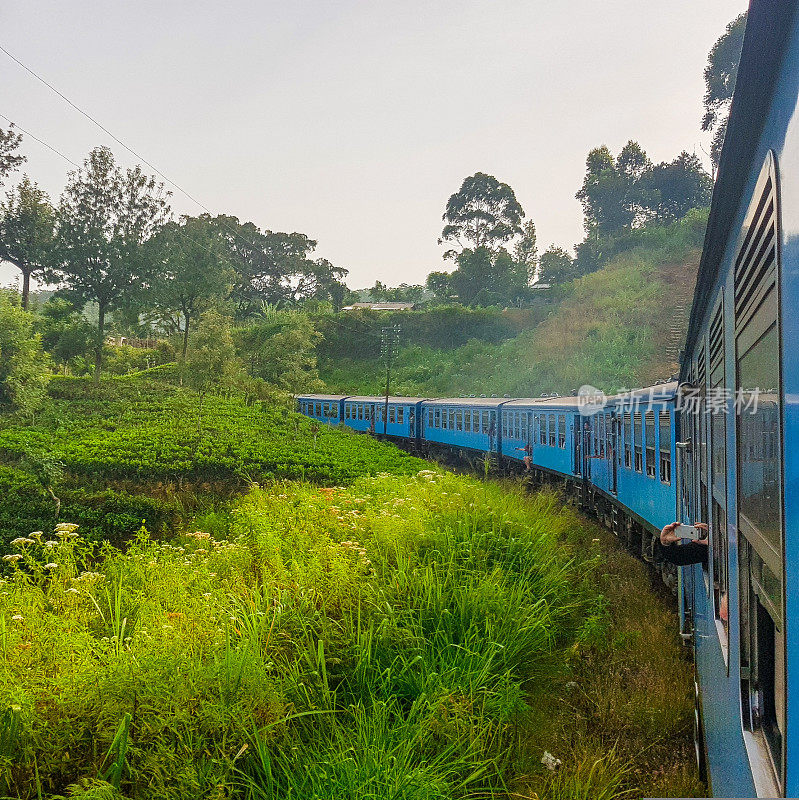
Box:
539 415 546 445
634 412 643 472
558 414 566 448
734 152 784 787
659 411 671 484
549 415 557 447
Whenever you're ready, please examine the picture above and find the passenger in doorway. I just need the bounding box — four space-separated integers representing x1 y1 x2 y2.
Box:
657 521 709 566
516 443 533 470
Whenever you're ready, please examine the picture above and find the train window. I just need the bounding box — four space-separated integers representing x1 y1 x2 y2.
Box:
598 415 605 457
734 152 784 783
449 409 456 430
389 407 395 424
623 412 632 468
634 412 643 472
659 412 671 484
549 415 557 447
539 415 546 445
558 414 566 448
645 412 656 477
331 404 338 418
434 409 440 428
398 407 404 424
481 411 489 432
605 415 613 460
456 411 463 432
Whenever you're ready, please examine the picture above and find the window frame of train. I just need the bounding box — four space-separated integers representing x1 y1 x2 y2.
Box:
538 414 546 446
557 414 566 448
644 411 656 478
708 297 729 652
634 412 643 472
733 152 785 786
658 410 671 484
548 414 556 447
623 412 632 468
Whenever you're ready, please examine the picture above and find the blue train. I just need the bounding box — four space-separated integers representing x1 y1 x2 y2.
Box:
300 2 798 795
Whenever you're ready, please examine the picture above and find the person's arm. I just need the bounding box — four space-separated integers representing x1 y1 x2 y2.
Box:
658 522 709 566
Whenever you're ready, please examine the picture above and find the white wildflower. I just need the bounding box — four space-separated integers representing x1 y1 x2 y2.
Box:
10 537 34 547
2 554 22 563
11 614 23 622
44 563 59 570
65 587 79 594
29 531 43 541
541 751 561 772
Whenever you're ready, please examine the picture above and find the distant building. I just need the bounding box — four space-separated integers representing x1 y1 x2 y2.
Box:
341 302 416 311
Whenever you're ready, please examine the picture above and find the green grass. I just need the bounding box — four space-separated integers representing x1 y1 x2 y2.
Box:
0 474 701 799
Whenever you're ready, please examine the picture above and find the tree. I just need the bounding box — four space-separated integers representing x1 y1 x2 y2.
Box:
0 125 25 186
440 172 524 257
147 215 233 358
183 310 245 428
513 220 538 281
642 152 713 222
447 246 530 306
702 12 747 168
0 291 51 418
538 246 581 285
51 147 170 382
576 143 653 237
425 271 451 303
39 297 95 373
211 215 348 316
241 316 323 393
0 176 55 309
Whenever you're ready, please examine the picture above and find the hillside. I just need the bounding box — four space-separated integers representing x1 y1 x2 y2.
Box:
320 211 705 397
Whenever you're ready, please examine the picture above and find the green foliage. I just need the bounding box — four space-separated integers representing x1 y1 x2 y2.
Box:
0 476 698 799
702 12 747 166
50 146 170 382
440 172 525 256
237 314 323 393
0 124 24 186
539 246 580 285
0 292 51 418
39 297 95 372
182 310 245 398
0 175 55 309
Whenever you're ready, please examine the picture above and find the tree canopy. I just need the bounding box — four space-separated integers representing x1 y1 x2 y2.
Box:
440 173 525 258
51 146 170 381
702 12 747 167
0 176 55 309
0 125 25 186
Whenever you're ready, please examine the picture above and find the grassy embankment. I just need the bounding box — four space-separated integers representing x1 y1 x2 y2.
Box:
320 211 705 397
0 376 701 799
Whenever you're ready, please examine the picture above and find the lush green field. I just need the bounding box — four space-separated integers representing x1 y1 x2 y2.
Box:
0 376 424 550
0 473 699 800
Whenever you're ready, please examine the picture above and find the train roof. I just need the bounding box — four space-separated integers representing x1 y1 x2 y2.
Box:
422 397 520 407
342 396 430 404
296 394 350 401
683 0 797 372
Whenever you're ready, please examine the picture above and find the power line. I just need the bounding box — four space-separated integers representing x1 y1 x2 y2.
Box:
0 112 81 169
0 42 212 215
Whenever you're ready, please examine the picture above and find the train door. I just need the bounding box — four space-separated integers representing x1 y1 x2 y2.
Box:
573 414 581 474
582 418 592 481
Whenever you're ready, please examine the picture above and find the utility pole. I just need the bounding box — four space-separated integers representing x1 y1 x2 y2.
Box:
380 324 401 434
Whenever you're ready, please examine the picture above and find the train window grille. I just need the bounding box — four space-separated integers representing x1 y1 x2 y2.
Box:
481 411 489 432
539 415 546 445
398 407 404 424
389 407 395 424
634 413 643 472
605 416 613 461
623 413 632 468
449 410 456 430
558 414 566 448
434 409 441 428
598 415 605 457
331 404 338 419
456 411 463 432
734 152 784 782
659 412 671 484
549 415 557 447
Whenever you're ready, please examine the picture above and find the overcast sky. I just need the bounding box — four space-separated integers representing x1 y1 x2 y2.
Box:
1 0 746 291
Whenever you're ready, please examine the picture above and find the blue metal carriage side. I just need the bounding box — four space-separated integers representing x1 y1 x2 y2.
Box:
676 1 798 794
421 398 510 454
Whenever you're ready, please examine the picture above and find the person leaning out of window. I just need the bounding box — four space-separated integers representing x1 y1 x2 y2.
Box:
657 521 709 566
